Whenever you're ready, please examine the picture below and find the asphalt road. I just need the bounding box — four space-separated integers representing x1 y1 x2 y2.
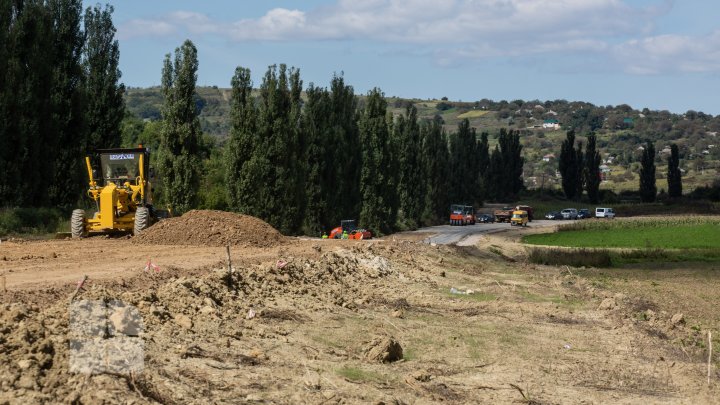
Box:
412 219 559 246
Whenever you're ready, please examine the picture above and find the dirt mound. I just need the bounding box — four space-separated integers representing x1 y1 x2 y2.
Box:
133 210 285 247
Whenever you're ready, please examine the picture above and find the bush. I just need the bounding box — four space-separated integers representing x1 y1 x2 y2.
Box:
0 207 67 236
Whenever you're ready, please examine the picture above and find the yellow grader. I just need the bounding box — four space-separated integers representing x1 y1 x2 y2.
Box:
71 147 159 238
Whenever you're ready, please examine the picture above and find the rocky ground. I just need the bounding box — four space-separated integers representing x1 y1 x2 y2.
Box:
1 211 718 404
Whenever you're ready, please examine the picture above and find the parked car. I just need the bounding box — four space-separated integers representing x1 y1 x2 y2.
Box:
595 207 616 219
561 208 578 220
545 211 562 220
577 208 591 219
478 213 495 223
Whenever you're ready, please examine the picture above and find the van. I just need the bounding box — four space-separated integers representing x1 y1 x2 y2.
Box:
510 210 528 227
595 207 615 219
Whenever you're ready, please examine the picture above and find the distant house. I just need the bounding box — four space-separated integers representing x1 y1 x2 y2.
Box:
599 164 612 181
546 110 558 116
623 117 634 125
636 146 645 151
543 119 560 129
542 153 555 162
660 146 672 155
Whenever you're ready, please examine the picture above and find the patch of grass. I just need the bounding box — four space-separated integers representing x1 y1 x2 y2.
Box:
457 110 489 119
525 220 720 249
336 366 387 383
528 248 613 268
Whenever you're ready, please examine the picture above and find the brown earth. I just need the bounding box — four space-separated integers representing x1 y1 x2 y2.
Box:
1 214 719 404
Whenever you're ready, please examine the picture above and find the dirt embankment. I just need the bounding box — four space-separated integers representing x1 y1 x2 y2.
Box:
133 210 286 247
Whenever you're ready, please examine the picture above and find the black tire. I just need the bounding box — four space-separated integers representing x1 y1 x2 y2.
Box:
134 207 150 235
71 209 87 238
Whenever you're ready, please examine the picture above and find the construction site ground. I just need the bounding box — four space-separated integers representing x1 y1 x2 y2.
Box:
1 211 719 404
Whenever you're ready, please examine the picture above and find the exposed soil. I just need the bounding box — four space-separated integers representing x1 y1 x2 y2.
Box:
1 216 719 404
133 210 286 248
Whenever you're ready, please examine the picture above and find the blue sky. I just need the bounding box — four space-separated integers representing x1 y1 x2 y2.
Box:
94 0 720 114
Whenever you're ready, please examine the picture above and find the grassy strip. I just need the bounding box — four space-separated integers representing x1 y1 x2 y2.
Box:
524 223 720 249
528 247 720 268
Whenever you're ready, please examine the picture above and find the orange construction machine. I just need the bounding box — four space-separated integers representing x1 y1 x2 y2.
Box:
329 220 372 240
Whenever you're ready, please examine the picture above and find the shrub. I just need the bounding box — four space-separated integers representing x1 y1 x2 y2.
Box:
0 207 66 236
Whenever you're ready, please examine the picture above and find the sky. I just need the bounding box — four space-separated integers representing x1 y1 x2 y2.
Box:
94 0 720 114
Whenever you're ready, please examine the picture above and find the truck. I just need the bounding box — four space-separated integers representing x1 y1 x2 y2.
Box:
515 205 534 222
493 207 514 223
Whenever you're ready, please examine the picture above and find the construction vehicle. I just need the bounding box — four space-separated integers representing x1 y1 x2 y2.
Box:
71 147 159 238
510 210 529 227
449 204 465 226
329 220 372 240
493 207 514 223
463 205 476 225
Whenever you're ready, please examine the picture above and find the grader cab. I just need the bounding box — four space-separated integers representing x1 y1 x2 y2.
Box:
71 147 159 238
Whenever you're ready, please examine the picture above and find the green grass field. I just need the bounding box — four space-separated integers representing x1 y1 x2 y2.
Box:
524 219 720 249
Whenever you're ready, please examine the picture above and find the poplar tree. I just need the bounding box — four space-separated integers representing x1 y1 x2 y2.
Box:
225 66 259 214
477 132 490 201
158 40 203 214
559 130 579 200
48 0 86 207
575 141 584 200
667 143 682 198
300 83 331 234
420 117 450 224
499 129 524 199
394 104 423 228
639 141 656 203
359 88 395 235
2 1 55 206
448 119 479 204
84 3 124 151
584 134 602 204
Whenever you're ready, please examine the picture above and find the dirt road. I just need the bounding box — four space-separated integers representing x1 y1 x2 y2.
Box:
413 219 557 245
1 212 718 404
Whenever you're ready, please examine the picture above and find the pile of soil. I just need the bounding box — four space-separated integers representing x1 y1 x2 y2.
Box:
133 210 285 247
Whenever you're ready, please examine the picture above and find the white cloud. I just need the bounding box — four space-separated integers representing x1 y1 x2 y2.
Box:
613 31 720 74
117 0 720 75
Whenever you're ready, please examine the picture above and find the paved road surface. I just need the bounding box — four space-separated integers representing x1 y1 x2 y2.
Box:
412 220 558 245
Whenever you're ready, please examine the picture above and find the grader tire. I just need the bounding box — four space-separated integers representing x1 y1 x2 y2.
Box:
71 209 87 238
134 207 150 235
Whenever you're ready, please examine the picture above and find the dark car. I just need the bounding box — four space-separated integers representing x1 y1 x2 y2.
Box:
577 208 591 219
545 211 562 220
478 213 495 223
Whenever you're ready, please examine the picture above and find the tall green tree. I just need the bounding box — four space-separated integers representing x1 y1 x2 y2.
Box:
667 143 682 198
559 130 579 200
300 83 331 235
584 134 602 204
499 128 524 199
225 66 261 215
393 104 423 228
158 40 203 214
448 119 479 204
575 141 584 200
358 88 395 235
0 0 14 205
476 132 490 200
256 64 304 234
486 146 504 201
83 3 124 151
48 0 86 207
1 1 55 206
639 141 657 203
420 117 450 224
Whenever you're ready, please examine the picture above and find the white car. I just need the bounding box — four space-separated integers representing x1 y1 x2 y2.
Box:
595 207 615 219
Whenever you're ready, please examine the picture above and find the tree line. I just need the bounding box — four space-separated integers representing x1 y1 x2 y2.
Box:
0 0 124 208
154 41 526 235
558 130 683 203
